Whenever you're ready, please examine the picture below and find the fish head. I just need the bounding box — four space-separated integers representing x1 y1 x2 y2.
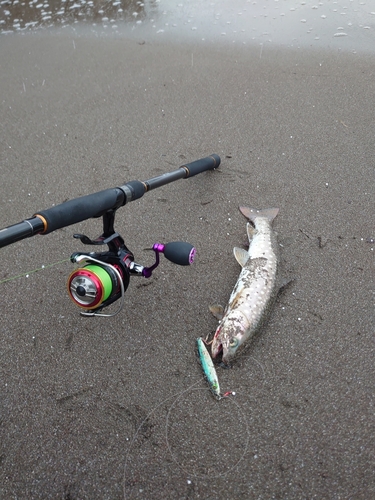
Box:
210 313 247 365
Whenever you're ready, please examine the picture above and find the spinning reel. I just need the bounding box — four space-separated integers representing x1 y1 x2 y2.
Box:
67 210 196 317
0 154 220 317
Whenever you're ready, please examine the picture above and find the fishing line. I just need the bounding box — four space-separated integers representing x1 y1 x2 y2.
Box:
0 258 71 284
165 387 250 480
239 354 267 389
123 380 251 499
122 379 201 499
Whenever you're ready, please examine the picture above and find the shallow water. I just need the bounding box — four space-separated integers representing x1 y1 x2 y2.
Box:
1 0 374 53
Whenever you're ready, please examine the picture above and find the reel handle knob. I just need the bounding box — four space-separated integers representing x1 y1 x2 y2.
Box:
158 241 196 266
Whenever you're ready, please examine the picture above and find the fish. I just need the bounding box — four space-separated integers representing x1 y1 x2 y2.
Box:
210 206 280 366
196 337 221 399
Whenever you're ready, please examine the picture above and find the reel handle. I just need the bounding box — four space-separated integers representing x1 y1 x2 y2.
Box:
142 241 196 278
157 241 196 266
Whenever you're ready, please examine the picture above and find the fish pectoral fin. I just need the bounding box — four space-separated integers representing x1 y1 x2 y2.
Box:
233 247 249 267
278 277 295 296
209 304 224 320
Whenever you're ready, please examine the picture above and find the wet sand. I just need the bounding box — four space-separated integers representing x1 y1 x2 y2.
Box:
0 12 374 500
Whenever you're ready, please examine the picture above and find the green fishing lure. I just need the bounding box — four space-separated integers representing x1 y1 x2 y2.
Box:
196 337 222 400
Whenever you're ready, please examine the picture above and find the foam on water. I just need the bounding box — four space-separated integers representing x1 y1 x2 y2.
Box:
0 0 374 53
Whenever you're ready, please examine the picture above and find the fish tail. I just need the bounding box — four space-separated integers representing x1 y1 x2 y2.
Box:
239 207 279 224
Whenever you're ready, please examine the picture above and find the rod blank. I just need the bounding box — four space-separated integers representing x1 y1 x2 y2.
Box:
0 155 220 248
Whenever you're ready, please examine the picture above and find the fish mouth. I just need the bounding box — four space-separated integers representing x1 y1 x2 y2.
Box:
210 340 222 360
210 326 222 359
211 342 232 367
220 351 232 367
210 327 232 366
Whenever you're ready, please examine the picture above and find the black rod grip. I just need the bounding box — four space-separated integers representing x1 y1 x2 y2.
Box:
121 180 147 202
35 188 125 234
182 154 220 177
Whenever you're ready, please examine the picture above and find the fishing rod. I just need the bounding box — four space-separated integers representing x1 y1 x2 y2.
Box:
0 154 220 316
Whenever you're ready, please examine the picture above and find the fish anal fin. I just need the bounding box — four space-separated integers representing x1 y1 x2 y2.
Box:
209 304 225 320
233 247 249 267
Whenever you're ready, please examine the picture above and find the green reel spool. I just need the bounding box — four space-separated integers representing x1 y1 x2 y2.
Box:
67 263 115 310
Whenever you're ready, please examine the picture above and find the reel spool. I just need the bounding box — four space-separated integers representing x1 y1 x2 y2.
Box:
67 263 118 310
67 251 130 316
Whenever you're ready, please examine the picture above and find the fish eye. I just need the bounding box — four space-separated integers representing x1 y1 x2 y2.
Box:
229 338 239 348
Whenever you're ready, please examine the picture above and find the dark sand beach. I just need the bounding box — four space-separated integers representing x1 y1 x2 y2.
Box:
0 1 374 498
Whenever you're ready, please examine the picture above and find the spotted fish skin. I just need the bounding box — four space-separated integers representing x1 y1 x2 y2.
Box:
210 207 280 365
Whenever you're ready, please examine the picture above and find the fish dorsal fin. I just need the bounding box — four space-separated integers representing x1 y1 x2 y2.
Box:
247 223 256 241
233 247 249 267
